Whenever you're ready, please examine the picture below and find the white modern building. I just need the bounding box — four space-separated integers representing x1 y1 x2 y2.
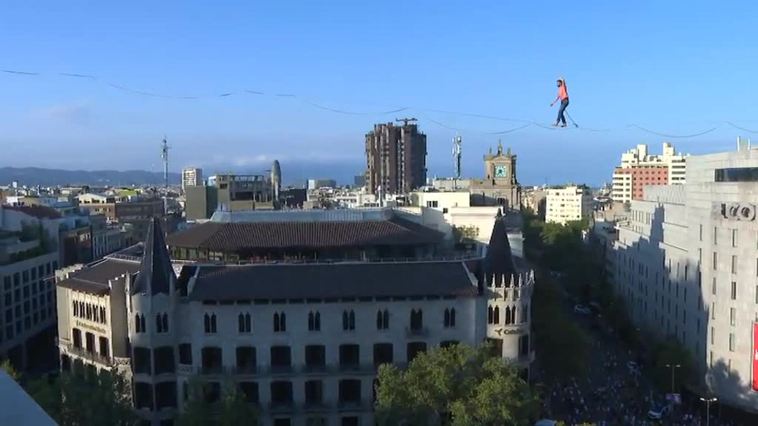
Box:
182 168 203 192
545 185 593 225
611 142 688 203
56 210 534 426
611 140 758 413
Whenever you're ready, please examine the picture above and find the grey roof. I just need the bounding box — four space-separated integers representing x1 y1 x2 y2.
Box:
57 257 139 295
483 210 517 283
131 217 175 295
188 261 478 301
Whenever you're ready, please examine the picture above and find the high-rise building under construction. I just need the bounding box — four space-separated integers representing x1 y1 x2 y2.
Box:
364 119 427 195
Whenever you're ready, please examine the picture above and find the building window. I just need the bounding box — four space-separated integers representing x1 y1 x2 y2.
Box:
238 313 252 333
307 311 321 331
710 327 714 345
409 309 423 330
342 310 356 331
273 312 286 333
711 302 716 320
730 308 736 326
731 282 737 300
179 343 192 365
204 313 217 334
712 252 718 270
713 227 718 245
712 277 717 295
376 309 389 330
729 333 735 352
731 255 737 274
443 308 456 328
156 313 168 333
732 229 738 247
135 314 146 333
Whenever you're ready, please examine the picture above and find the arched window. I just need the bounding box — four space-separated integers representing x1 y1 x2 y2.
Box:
140 314 146 333
101 307 107 324
308 311 320 331
238 313 245 333
162 313 169 333
204 313 215 333
444 309 450 327
135 313 142 333
505 306 512 325
349 310 355 330
342 311 349 330
156 314 163 333
73 301 78 317
382 309 389 329
86 304 91 320
494 306 500 325
376 309 389 330
210 314 217 333
449 308 456 328
274 312 286 333
376 310 382 330
245 313 251 332
488 306 494 324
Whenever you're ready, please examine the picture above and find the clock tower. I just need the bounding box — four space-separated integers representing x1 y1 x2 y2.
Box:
484 141 517 185
471 140 521 209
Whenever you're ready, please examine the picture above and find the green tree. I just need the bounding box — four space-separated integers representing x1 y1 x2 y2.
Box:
0 359 20 381
375 343 538 426
176 378 259 426
26 369 136 426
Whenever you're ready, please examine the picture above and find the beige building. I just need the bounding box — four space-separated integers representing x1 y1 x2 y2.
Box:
545 185 593 225
56 211 534 426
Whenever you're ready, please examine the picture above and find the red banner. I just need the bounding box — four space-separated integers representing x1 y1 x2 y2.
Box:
753 323 758 391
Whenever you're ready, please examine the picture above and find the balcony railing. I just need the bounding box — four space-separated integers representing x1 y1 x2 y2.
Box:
61 343 113 366
405 327 429 337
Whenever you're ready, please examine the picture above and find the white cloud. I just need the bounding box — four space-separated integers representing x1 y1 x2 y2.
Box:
33 102 92 125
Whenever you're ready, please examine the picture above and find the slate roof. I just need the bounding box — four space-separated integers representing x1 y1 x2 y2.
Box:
131 217 175 295
57 258 139 295
166 217 443 251
187 260 478 301
483 209 517 282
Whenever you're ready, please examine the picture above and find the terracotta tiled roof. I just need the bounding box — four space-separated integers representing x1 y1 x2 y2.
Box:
187 260 478 301
166 217 443 251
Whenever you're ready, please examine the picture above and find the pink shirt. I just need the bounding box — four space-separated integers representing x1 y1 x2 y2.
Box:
558 83 568 100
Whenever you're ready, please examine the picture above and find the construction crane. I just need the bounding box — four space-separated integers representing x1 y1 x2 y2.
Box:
395 117 418 126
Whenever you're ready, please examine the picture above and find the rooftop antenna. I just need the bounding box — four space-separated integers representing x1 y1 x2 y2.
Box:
161 136 170 215
395 117 418 126
452 135 462 187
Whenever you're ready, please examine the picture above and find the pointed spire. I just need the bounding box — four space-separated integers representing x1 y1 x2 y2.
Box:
484 212 516 285
497 140 503 155
131 217 175 295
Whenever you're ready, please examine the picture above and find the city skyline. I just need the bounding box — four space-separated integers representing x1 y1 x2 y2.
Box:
2 1 757 185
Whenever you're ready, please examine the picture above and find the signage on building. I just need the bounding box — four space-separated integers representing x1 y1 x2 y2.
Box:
713 202 756 222
753 323 758 391
75 320 107 335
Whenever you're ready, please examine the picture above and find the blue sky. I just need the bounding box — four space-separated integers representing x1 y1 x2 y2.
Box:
1 1 757 185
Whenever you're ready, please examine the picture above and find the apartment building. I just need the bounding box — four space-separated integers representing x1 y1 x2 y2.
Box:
545 185 593 225
612 142 688 203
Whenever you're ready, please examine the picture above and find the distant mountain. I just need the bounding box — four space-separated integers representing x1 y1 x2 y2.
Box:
0 167 181 187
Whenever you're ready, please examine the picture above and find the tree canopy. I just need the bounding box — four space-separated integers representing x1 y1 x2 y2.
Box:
375 343 538 426
176 378 259 426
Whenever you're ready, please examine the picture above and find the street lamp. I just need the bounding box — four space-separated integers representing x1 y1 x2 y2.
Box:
699 396 717 426
665 363 681 393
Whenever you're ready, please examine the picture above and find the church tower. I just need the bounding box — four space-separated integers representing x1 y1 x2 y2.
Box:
472 141 522 209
